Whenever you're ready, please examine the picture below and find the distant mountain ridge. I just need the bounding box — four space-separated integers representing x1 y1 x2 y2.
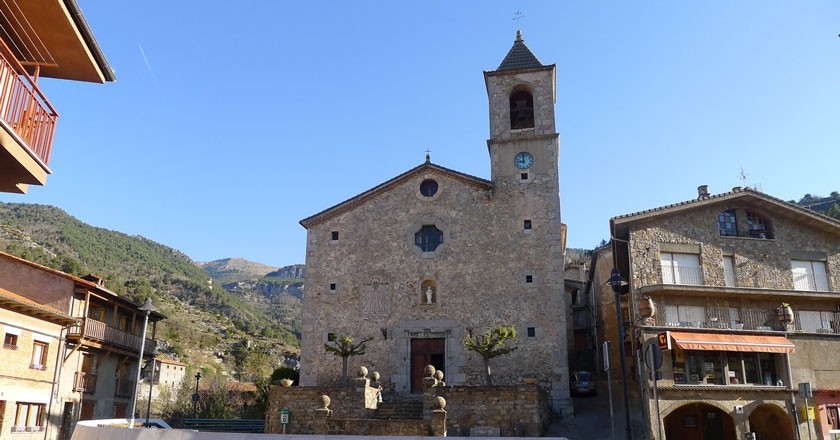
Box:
0 202 303 369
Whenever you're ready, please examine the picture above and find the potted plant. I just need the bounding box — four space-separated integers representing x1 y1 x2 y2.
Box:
776 302 794 325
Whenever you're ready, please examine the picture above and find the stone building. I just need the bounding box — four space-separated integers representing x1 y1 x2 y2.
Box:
599 186 840 440
0 251 163 439
298 31 571 413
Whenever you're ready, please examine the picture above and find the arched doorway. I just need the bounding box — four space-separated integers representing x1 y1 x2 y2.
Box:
664 402 736 440
748 404 795 440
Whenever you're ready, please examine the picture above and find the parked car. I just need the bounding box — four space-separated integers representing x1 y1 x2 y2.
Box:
571 370 597 396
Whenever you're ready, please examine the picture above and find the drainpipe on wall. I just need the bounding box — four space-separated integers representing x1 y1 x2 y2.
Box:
44 326 68 440
786 346 802 440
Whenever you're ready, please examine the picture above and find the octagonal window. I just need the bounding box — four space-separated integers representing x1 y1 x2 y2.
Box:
415 225 443 252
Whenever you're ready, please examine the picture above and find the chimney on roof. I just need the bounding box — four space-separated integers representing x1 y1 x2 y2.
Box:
697 185 710 199
82 274 104 286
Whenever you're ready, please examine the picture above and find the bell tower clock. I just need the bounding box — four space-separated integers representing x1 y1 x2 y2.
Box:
484 30 558 184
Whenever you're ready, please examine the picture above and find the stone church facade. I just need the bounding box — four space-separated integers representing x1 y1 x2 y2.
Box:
299 31 570 412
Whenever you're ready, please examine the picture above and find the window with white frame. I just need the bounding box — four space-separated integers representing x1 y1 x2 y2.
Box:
797 310 838 333
723 256 736 287
660 252 702 285
791 260 828 291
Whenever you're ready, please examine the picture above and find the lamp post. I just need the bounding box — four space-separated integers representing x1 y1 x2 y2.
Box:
145 346 159 425
129 296 154 429
192 372 202 419
606 268 632 440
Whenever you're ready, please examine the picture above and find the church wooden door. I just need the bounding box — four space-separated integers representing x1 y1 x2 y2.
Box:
411 338 445 393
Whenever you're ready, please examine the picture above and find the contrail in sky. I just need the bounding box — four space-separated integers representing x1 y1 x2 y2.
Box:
138 43 158 87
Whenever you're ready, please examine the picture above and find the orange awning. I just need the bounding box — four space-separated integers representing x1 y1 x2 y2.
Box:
670 331 795 353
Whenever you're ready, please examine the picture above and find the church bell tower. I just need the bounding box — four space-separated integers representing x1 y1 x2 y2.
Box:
484 30 558 184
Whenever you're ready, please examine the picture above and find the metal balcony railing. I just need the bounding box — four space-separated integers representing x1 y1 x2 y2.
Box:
662 266 703 285
656 305 840 334
67 317 154 353
793 272 830 292
0 40 58 165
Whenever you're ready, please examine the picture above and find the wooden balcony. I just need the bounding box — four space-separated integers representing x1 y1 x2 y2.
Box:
67 317 155 355
74 371 98 393
115 378 135 398
0 40 58 194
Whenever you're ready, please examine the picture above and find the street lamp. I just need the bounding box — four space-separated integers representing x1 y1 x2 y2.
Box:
145 346 160 425
129 296 154 429
606 268 632 440
192 372 202 419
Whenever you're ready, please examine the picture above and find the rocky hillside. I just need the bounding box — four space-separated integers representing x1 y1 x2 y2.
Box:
0 202 302 374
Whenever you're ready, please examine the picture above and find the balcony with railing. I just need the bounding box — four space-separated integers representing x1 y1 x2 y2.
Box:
67 317 155 354
73 371 97 393
0 39 58 192
654 304 840 333
662 266 703 286
115 378 135 398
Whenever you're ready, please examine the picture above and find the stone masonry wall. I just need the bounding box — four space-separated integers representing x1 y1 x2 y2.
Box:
431 384 549 437
266 383 549 437
300 166 568 404
627 203 840 292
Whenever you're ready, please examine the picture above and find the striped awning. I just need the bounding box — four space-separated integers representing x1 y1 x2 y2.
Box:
670 331 795 353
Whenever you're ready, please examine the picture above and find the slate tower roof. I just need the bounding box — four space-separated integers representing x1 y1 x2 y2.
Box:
496 30 544 71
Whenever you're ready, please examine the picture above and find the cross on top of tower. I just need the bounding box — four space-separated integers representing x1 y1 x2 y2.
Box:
425 148 431 163
513 10 525 30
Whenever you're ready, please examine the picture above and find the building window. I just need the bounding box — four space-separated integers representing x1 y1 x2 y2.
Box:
419 179 439 197
660 252 702 285
747 211 773 239
331 231 339 241
527 327 536 337
827 406 840 431
723 256 736 287
13 403 44 431
524 220 532 230
718 210 738 237
673 351 778 386
327 333 336 342
791 260 828 291
4 333 18 349
509 89 534 130
525 275 533 284
30 342 48 370
415 225 443 252
520 172 528 180
329 283 337 292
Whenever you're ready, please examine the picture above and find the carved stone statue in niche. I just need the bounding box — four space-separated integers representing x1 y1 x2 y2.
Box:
426 287 433 304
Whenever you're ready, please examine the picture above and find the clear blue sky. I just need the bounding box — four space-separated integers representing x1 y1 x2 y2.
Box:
2 2 839 268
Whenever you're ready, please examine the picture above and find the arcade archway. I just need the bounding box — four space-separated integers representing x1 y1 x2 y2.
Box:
748 404 794 440
664 402 736 440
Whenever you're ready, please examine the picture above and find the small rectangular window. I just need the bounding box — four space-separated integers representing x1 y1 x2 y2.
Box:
331 231 339 241
525 275 533 283
13 402 45 430
327 333 336 342
524 220 532 230
30 342 48 370
527 327 536 337
4 333 18 349
520 172 529 180
329 283 337 292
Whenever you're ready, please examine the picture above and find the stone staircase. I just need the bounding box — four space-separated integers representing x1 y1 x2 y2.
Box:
372 396 424 420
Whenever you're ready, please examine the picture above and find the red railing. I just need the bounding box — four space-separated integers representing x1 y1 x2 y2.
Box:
68 317 155 353
0 39 58 165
